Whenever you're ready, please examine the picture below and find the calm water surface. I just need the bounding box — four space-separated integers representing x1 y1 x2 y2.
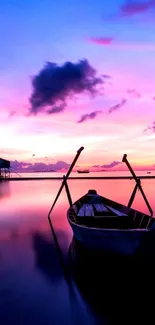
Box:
0 178 155 324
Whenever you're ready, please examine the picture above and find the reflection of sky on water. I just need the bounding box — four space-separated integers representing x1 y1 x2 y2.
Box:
0 179 155 324
0 180 102 325
0 181 10 199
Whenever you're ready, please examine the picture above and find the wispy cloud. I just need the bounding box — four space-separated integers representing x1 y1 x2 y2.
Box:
92 161 121 169
107 99 127 114
120 0 155 17
77 110 102 123
127 89 142 98
102 0 155 23
29 59 104 115
77 98 127 119
144 121 155 133
102 161 121 168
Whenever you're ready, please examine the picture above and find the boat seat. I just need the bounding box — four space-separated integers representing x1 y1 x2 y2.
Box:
77 203 127 218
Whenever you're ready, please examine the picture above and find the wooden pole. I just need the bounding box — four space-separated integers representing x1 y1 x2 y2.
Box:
63 175 73 208
47 147 84 282
48 146 84 219
122 154 153 216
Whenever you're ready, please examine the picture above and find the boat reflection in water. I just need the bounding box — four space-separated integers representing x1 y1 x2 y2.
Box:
68 237 155 325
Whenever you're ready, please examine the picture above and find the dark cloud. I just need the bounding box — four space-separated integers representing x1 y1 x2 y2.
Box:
29 59 104 115
77 110 102 123
108 99 127 114
144 121 155 133
120 0 155 17
88 37 114 45
10 160 70 172
127 89 141 98
11 160 32 170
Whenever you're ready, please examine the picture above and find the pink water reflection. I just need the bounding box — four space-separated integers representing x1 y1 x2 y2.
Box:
0 178 154 325
0 178 154 242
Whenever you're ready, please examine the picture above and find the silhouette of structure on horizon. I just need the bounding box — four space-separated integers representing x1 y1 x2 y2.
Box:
0 158 10 179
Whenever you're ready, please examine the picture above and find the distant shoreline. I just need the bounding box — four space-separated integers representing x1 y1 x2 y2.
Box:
10 169 155 174
10 170 155 173
1 175 155 181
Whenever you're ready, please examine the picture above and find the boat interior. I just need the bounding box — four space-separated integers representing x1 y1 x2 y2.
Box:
68 192 154 230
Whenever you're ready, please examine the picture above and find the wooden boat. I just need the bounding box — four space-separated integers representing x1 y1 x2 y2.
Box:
67 189 155 255
67 154 155 256
48 147 155 256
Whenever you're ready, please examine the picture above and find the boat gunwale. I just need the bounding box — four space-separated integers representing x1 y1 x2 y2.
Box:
67 214 149 232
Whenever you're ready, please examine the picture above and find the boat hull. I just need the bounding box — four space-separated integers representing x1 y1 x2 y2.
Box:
68 219 148 256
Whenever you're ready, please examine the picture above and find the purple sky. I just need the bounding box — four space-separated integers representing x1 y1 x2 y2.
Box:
1 0 155 169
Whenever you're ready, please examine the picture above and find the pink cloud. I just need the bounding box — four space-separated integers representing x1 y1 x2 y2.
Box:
120 0 155 17
8 110 17 118
88 37 155 51
88 37 114 45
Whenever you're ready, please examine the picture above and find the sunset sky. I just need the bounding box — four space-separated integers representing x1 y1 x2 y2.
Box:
1 0 155 170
